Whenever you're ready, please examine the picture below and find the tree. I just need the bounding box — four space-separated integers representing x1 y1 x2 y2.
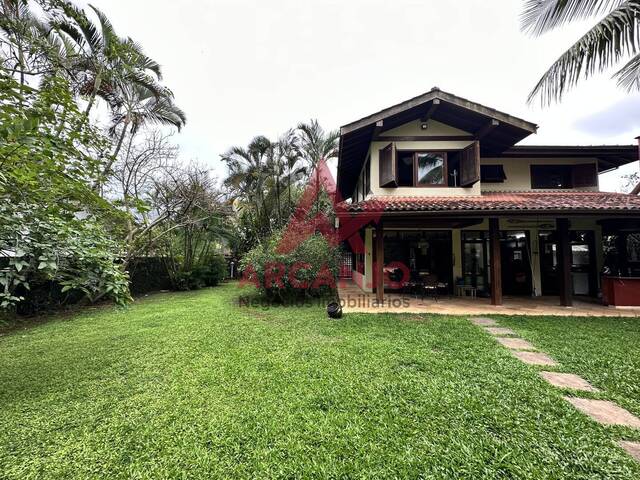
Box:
0 69 130 309
54 0 167 115
297 119 339 215
523 0 640 105
100 84 186 187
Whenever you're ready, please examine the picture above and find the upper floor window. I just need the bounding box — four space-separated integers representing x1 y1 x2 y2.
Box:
480 165 506 183
530 164 597 189
397 151 447 187
380 141 480 188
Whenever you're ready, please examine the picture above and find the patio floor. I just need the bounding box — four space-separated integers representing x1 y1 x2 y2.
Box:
337 280 640 317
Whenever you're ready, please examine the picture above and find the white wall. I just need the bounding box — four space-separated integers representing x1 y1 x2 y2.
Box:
352 119 602 201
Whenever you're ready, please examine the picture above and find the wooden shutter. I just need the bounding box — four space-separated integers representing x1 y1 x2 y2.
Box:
460 141 480 187
571 163 598 188
379 143 397 187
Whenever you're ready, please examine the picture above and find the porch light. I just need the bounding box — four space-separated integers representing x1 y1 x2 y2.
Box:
420 122 428 130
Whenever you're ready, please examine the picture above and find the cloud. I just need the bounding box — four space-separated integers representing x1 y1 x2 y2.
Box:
574 95 640 138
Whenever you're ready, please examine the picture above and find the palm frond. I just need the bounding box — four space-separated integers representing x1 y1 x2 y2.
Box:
528 2 640 105
614 51 640 89
522 0 625 35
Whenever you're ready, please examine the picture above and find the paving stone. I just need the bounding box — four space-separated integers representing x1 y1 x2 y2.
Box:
540 372 599 392
485 327 517 336
564 397 640 428
618 441 640 462
469 317 497 326
496 337 537 350
512 350 558 366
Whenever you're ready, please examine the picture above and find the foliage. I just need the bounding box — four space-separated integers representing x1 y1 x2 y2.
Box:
173 255 227 291
522 0 640 105
0 69 130 309
222 120 338 256
151 167 231 290
240 231 340 301
1 286 640 478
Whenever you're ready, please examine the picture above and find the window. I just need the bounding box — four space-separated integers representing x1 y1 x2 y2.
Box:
397 152 414 187
531 164 597 189
394 151 447 187
481 165 506 183
417 153 446 185
531 165 572 189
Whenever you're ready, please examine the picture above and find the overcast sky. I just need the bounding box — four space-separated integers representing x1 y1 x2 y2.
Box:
85 0 640 192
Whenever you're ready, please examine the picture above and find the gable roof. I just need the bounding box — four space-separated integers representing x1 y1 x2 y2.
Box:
338 87 539 198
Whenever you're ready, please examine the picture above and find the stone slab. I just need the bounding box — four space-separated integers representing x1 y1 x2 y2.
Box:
469 317 497 326
618 441 640 462
540 371 599 392
512 350 558 366
496 337 537 350
564 397 640 428
485 327 517 336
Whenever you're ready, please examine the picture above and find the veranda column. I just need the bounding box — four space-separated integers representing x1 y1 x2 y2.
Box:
557 218 573 306
375 222 384 303
489 218 503 305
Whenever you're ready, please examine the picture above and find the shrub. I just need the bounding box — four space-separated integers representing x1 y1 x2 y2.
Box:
240 232 340 301
173 255 227 291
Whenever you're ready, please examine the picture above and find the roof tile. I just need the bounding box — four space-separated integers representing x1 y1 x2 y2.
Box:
339 191 640 214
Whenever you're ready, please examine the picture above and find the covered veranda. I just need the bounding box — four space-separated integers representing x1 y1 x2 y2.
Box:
337 192 640 310
337 279 640 317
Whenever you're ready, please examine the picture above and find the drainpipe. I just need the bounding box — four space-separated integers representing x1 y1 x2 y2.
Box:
630 136 640 195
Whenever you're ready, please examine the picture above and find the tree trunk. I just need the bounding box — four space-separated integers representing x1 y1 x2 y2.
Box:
84 74 102 116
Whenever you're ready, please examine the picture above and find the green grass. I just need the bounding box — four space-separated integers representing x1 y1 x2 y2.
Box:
499 314 640 442
0 285 639 479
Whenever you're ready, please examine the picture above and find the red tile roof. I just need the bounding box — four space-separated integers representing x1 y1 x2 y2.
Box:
339 191 640 214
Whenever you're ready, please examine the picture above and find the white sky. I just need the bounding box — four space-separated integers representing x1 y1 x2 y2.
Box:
86 0 640 192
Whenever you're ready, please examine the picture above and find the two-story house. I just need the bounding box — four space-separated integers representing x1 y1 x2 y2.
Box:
336 88 640 307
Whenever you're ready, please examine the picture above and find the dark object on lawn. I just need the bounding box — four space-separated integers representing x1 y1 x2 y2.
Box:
327 301 342 319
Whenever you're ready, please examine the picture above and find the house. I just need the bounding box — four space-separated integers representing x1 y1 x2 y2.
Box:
335 87 640 307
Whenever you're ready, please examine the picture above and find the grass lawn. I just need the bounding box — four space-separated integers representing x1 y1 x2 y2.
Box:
500 315 640 440
1 284 639 479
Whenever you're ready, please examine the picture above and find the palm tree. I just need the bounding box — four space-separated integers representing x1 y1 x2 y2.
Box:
296 120 339 213
0 0 75 84
522 0 640 105
101 84 186 182
54 1 167 115
222 136 272 236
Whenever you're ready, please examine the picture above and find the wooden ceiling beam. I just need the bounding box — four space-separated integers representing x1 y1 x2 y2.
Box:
420 99 440 123
475 119 500 140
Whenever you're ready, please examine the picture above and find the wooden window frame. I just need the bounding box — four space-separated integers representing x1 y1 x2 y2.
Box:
396 149 449 188
530 163 597 190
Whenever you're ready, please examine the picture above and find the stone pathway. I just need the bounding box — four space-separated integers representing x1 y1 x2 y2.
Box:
564 397 640 428
540 372 599 392
512 350 558 366
485 326 517 336
495 337 537 351
470 316 640 464
619 441 640 462
469 317 497 326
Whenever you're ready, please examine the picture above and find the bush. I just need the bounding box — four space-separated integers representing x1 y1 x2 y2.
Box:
240 232 340 301
173 256 227 291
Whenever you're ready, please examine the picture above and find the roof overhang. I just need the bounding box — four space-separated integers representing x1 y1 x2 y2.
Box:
499 145 639 173
338 87 539 199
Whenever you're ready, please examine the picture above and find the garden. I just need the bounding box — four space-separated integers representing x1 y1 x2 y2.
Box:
2 285 640 479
